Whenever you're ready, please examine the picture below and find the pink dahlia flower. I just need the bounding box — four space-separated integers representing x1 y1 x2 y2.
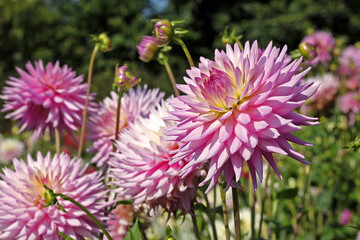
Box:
87 85 164 167
0 152 109 239
338 46 360 77
107 201 133 240
0 136 25 164
338 91 360 126
1 60 94 139
165 41 319 192
339 208 352 226
300 73 339 114
109 101 200 216
302 31 335 66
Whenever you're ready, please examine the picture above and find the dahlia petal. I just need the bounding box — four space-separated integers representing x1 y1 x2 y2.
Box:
258 139 288 155
230 153 244 181
234 122 249 143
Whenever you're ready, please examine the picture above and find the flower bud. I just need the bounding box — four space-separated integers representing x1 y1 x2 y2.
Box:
96 33 112 52
299 42 317 61
137 36 159 62
43 184 56 207
114 65 141 90
153 19 172 47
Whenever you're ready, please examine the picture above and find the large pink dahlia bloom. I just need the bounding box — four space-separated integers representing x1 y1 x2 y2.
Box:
0 152 108 239
165 41 319 192
1 60 94 139
109 101 200 216
87 85 164 167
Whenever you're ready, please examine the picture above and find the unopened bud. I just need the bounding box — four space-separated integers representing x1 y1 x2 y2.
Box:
43 184 56 207
299 42 317 61
152 19 172 47
114 65 141 90
137 36 159 62
96 33 112 52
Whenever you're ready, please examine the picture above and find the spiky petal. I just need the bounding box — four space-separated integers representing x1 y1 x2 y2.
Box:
0 152 109 240
166 41 318 192
109 101 200 216
87 85 164 167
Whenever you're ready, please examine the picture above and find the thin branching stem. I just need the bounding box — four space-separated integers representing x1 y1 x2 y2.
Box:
218 177 231 240
258 167 271 239
177 38 194 67
54 128 61 155
232 187 241 240
163 59 180 96
191 209 201 240
292 165 310 240
77 44 99 159
55 193 113 240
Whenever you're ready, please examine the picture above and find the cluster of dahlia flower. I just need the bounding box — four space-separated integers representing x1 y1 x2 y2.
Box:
0 152 109 239
297 30 360 126
86 85 164 167
0 35 320 239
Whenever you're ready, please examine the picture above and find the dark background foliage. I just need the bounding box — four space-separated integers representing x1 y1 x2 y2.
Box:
1 0 360 101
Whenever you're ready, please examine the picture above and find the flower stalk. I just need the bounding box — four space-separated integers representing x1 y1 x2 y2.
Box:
175 37 194 67
113 87 125 151
292 165 310 240
218 177 231 240
43 184 113 240
257 167 271 240
232 187 241 240
191 209 201 240
77 44 99 159
54 128 61 155
249 177 256 240
163 59 180 96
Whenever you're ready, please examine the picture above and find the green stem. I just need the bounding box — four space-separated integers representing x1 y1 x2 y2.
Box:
218 177 231 240
163 59 180 96
232 187 241 240
113 88 124 151
177 38 194 67
199 190 218 240
258 167 271 239
249 177 256 240
292 165 310 240
235 39 244 51
191 210 201 240
77 44 99 159
55 193 113 240
55 128 61 155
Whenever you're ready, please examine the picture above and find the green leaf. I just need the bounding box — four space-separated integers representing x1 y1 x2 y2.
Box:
276 187 298 199
124 218 141 240
316 190 333 211
174 28 189 36
165 225 173 237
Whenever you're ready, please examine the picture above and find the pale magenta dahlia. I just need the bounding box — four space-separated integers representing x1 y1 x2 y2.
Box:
338 46 360 77
1 60 94 139
87 85 164 167
107 201 133 240
300 73 339 114
109 101 200 216
338 91 360 126
0 152 109 240
165 41 319 192
301 31 335 66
